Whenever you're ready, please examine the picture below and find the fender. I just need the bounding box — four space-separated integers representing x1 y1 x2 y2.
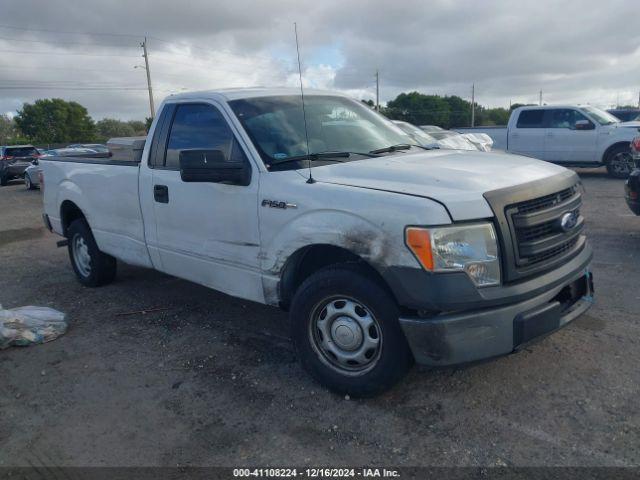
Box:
259 209 423 306
260 209 410 275
56 179 92 234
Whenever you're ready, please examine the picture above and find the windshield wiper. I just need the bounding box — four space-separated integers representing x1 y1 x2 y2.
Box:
369 144 414 154
270 151 379 166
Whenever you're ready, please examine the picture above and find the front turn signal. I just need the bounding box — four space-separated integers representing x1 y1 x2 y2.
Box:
405 227 434 271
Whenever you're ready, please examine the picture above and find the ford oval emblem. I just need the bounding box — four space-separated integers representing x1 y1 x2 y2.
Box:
560 211 578 232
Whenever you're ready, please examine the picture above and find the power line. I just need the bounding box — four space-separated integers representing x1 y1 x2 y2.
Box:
0 86 148 90
0 35 138 49
0 49 140 57
0 24 282 64
0 64 139 73
0 23 143 39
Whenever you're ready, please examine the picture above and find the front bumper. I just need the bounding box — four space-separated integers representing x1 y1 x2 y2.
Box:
398 263 594 367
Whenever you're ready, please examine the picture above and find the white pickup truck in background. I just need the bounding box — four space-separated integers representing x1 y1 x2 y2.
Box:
457 105 640 178
40 88 594 396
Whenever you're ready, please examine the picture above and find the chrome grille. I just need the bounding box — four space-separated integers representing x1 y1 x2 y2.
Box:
524 236 580 266
506 184 584 270
483 172 587 282
512 185 578 214
516 209 580 243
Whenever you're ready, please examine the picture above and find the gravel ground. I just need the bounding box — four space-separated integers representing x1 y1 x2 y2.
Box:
0 168 638 468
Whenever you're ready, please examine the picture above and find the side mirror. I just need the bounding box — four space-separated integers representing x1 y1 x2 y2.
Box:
179 149 249 185
575 119 595 131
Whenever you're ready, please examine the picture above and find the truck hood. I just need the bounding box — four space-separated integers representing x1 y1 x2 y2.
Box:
307 150 569 221
615 121 640 129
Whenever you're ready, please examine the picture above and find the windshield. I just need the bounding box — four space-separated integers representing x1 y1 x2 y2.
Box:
581 106 620 125
229 95 412 169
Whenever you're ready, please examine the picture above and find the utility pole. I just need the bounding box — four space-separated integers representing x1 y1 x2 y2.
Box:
471 83 475 127
375 70 380 112
637 90 640 109
141 37 155 118
539 90 543 106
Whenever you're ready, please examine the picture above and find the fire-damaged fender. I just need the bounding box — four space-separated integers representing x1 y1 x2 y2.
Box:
257 180 453 306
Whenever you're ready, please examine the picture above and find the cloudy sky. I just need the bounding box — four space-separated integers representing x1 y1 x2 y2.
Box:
2 0 639 120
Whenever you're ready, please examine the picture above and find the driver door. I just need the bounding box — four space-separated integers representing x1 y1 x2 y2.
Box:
544 108 597 163
149 102 263 303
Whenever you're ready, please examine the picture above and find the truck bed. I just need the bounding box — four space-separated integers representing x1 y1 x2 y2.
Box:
455 126 508 151
40 153 153 269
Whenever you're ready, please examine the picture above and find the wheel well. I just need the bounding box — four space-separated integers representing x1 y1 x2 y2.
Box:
60 200 86 237
602 142 631 164
278 244 396 310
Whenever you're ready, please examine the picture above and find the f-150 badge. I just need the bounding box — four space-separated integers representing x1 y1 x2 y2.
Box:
261 199 297 209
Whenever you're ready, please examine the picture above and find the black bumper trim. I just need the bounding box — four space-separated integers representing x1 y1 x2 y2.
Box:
384 242 592 312
399 270 594 366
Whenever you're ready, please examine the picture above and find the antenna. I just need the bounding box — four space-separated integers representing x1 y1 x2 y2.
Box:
294 22 314 184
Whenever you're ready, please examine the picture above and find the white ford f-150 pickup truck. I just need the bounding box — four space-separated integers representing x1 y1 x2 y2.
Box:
457 105 640 178
40 88 594 396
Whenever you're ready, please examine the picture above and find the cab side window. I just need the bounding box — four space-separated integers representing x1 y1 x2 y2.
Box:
549 109 590 129
516 110 545 128
165 103 247 170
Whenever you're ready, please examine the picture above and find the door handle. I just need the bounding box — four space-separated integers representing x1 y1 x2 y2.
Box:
154 184 169 203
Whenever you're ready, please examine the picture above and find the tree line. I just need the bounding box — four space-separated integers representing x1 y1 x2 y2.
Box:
1 93 525 146
364 92 529 129
0 98 151 146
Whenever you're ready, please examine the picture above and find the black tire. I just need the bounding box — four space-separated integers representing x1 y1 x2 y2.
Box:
25 174 36 190
67 219 117 287
605 144 635 179
0 175 7 186
290 264 413 397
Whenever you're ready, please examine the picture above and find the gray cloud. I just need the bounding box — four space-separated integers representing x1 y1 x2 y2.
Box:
1 0 639 120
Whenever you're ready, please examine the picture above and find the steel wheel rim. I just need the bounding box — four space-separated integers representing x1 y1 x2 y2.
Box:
611 152 634 175
309 296 382 375
72 234 92 277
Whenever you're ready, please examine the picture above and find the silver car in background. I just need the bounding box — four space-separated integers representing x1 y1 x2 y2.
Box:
393 120 487 151
24 147 105 190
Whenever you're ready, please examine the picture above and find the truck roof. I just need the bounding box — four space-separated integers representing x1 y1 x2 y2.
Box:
167 87 350 102
514 104 601 111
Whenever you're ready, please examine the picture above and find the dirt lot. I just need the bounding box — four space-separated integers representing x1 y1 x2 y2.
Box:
0 169 638 468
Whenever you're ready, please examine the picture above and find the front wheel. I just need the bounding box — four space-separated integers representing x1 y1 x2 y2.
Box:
67 219 117 287
290 264 413 397
606 145 635 178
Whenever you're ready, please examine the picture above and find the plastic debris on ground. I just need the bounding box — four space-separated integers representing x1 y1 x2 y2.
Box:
0 304 67 349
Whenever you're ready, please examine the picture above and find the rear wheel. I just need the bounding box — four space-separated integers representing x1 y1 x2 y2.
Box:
606 145 635 178
67 219 117 287
25 174 36 190
290 264 413 397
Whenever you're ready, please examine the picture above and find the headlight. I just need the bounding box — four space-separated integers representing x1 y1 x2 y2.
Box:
405 223 500 287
